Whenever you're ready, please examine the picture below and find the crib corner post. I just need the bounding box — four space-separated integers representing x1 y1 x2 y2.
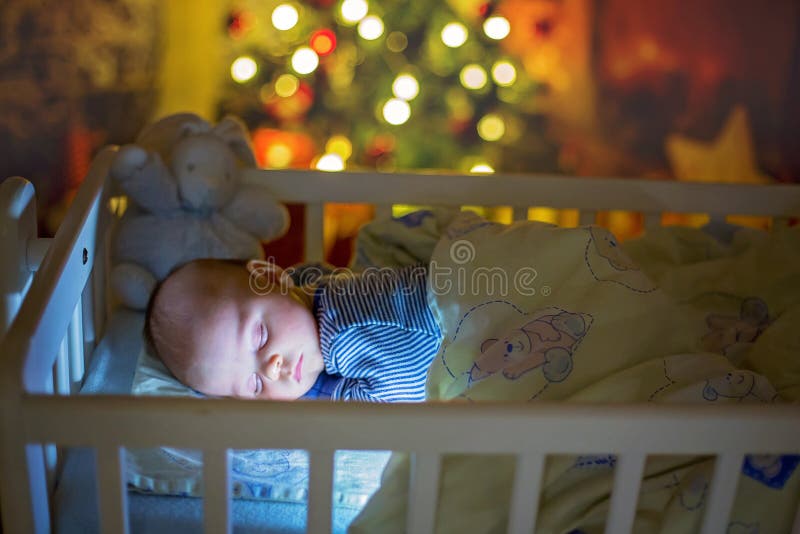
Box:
0 177 39 338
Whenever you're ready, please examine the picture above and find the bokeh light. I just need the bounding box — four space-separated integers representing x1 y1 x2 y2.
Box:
310 29 337 56
392 74 419 101
382 98 411 125
441 22 468 48
483 16 510 40
291 47 319 75
491 60 517 86
326 135 353 161
341 0 368 23
477 113 505 141
445 87 474 121
271 4 299 31
274 73 300 97
231 56 258 83
316 153 345 171
459 64 487 90
386 31 408 52
358 15 384 40
265 144 294 168
470 163 495 174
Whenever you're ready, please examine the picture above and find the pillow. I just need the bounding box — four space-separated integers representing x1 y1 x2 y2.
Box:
128 347 391 505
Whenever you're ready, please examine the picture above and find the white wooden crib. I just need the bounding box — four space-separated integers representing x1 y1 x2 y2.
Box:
1 146 800 534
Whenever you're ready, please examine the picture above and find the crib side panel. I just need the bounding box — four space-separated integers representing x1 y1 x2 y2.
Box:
250 170 800 265
0 147 117 534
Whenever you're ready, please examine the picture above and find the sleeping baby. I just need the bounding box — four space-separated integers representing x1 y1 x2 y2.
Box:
143 258 442 402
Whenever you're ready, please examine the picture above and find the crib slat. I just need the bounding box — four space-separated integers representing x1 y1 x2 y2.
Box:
507 453 545 534
579 210 597 226
68 298 85 392
407 452 441 534
512 207 528 222
375 204 393 221
81 280 96 367
791 497 800 533
643 212 661 230
91 259 107 343
44 443 57 495
305 202 325 263
55 335 70 395
26 443 51 534
604 453 646 534
96 446 129 534
203 448 232 534
307 450 334 534
700 453 743 534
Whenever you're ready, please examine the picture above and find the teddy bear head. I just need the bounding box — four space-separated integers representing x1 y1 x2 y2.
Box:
171 132 239 211
169 116 257 212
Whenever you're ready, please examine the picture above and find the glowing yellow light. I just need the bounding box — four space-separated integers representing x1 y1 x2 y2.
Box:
265 144 293 168
316 153 345 171
459 64 487 90
358 15 384 40
274 73 299 97
386 31 408 52
477 113 505 141
491 60 517 86
231 56 258 83
392 74 419 101
291 47 319 75
441 22 468 48
341 0 368 23
326 135 353 161
470 163 495 174
382 98 411 125
108 196 128 215
529 207 559 224
271 4 299 31
483 16 510 40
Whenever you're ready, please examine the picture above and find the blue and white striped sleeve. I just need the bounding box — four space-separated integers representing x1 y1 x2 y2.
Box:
314 265 441 402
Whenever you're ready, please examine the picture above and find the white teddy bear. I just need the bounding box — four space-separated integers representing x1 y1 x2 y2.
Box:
109 112 289 309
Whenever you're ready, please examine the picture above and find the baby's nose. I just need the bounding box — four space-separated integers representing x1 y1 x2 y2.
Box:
264 354 284 381
264 354 293 381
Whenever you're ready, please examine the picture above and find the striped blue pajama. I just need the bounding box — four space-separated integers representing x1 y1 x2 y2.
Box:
313 265 441 402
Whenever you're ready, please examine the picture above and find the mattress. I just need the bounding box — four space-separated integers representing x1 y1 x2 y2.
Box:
53 309 368 534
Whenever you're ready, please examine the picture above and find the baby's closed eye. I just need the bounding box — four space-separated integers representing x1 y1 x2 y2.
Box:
253 322 268 351
250 372 263 397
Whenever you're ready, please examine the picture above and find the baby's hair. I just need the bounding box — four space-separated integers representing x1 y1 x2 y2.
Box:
143 258 250 379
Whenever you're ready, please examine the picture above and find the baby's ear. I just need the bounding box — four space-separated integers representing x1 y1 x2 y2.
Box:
246 259 294 294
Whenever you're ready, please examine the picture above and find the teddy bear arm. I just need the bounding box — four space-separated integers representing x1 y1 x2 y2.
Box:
221 186 290 240
111 146 182 214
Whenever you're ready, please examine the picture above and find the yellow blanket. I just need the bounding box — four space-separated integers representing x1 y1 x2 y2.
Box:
350 212 800 534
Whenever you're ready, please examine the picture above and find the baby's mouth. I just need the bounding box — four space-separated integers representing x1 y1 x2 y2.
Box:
294 354 303 383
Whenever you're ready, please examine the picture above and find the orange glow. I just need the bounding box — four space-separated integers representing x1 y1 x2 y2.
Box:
310 29 337 56
251 128 317 169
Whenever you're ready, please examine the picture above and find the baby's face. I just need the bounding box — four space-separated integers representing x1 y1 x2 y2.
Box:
183 271 324 400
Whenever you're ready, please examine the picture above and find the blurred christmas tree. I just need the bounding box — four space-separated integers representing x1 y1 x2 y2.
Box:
217 0 561 174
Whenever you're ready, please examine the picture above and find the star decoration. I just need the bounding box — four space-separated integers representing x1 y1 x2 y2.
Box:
665 105 771 184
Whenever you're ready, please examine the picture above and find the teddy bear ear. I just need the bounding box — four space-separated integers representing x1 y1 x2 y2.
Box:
214 115 257 167
179 121 211 138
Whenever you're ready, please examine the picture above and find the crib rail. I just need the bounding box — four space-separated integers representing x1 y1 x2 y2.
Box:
18 396 800 534
3 150 800 534
245 168 800 261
